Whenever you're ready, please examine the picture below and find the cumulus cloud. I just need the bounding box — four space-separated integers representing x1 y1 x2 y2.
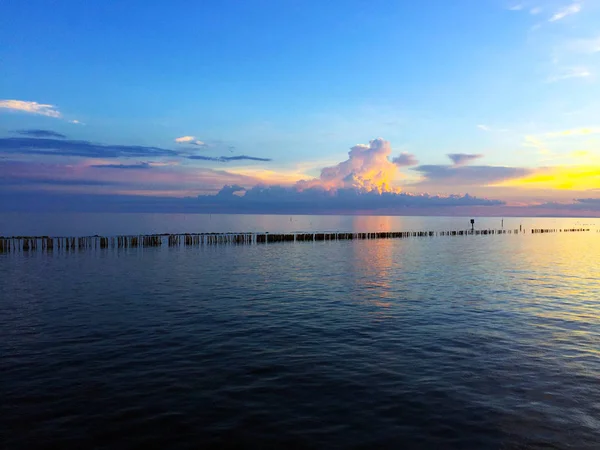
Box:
0 188 508 214
549 3 581 22
295 138 403 194
2 155 506 214
448 153 484 166
14 129 67 138
175 135 206 146
216 184 246 196
0 99 62 118
392 152 419 167
203 184 504 213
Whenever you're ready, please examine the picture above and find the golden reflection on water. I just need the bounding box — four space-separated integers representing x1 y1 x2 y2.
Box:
349 215 401 232
348 216 400 316
487 232 600 368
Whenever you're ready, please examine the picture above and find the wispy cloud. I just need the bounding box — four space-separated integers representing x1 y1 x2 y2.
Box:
448 153 484 166
530 7 542 14
188 155 272 162
0 136 272 163
14 129 67 139
0 178 121 188
549 3 581 22
0 137 179 158
546 67 591 82
477 124 491 131
509 4 524 11
90 163 152 170
545 127 600 137
0 100 62 118
175 135 206 146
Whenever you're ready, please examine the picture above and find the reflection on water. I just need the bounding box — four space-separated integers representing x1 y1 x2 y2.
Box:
1 217 599 448
350 221 396 315
349 214 397 232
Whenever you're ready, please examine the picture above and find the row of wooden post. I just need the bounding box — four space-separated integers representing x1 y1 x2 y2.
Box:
0 228 592 253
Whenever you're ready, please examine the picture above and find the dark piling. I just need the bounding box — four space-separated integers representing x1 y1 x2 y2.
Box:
0 227 593 254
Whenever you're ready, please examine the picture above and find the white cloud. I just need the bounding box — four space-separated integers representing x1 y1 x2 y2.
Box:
175 136 195 143
70 119 84 125
477 124 491 131
0 99 62 118
174 135 207 146
509 4 524 11
549 3 581 22
530 7 542 14
546 67 591 82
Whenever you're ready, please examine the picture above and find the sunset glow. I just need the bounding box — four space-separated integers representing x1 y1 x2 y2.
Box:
494 166 600 191
0 1 598 216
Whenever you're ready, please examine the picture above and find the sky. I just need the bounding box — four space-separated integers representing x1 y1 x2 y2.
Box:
1 0 599 216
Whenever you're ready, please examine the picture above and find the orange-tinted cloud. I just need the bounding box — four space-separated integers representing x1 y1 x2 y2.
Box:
296 138 404 194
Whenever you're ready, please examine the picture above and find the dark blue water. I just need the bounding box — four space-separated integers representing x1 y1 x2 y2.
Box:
2 216 599 449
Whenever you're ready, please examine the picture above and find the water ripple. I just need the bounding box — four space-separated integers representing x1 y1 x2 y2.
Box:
2 230 599 449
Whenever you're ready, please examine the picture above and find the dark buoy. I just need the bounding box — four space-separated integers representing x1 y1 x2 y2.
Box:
470 219 475 233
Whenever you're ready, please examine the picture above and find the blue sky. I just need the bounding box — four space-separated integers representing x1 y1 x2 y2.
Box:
1 0 599 215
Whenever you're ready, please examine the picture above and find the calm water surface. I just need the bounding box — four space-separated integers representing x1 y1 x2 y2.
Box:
2 215 599 449
1 212 598 236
